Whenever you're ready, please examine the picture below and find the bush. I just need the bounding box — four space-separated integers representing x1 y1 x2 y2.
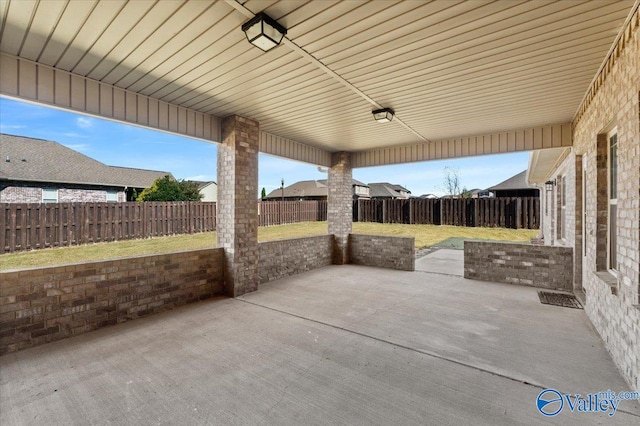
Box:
137 175 202 201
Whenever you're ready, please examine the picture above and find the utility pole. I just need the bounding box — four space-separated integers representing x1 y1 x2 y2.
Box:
281 178 285 202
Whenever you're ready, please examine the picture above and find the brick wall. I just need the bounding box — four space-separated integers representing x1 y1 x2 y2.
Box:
541 151 582 291
349 234 415 271
58 188 123 202
464 241 573 291
570 12 640 390
258 235 333 284
0 248 224 355
0 186 41 202
1 186 126 203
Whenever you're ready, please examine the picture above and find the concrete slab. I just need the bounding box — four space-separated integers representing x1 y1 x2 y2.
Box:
1 265 638 425
415 248 464 276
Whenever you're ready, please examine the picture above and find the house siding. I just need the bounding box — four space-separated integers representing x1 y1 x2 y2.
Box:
540 20 640 390
199 183 218 202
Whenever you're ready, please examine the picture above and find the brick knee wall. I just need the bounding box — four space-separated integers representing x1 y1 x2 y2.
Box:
464 241 573 291
258 235 333 284
349 234 415 271
0 248 224 355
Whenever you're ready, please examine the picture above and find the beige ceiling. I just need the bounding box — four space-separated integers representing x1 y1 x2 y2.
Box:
0 0 634 153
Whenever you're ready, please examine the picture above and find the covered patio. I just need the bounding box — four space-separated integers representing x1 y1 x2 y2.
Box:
2 261 639 424
1 0 639 419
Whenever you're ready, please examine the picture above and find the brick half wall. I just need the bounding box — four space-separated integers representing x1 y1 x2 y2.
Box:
0 248 224 355
464 241 573 291
258 235 334 284
349 234 415 271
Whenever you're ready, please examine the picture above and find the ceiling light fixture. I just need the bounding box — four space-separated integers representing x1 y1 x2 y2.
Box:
372 108 394 123
241 12 287 52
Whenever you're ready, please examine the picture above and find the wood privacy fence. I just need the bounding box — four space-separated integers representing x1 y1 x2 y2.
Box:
258 200 327 226
353 197 539 229
1 201 327 253
1 202 217 253
1 198 536 253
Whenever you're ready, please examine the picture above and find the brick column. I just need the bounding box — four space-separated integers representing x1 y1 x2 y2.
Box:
217 115 259 297
328 151 352 264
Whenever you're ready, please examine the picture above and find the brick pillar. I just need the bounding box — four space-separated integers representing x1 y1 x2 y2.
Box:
328 151 352 264
217 115 259 297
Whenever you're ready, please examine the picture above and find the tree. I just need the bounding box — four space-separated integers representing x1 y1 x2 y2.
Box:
261 187 267 200
179 180 203 201
137 175 202 201
442 166 462 197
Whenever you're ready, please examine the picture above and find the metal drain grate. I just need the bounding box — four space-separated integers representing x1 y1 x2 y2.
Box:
538 291 583 309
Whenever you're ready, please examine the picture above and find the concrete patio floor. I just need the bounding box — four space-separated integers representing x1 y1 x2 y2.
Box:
415 248 464 276
1 262 639 425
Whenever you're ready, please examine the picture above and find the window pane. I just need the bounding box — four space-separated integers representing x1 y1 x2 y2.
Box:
42 188 57 203
609 204 617 270
609 134 617 199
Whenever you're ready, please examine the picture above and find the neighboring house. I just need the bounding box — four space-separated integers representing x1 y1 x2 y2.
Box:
263 179 369 201
193 181 217 202
368 183 411 199
0 133 171 203
465 188 494 198
487 170 539 198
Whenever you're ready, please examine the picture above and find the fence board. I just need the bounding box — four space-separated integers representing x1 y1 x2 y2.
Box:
354 197 538 230
1 202 216 253
1 198 537 253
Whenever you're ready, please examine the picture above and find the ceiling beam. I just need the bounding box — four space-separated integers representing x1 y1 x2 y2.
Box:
0 53 221 144
0 53 333 166
351 123 573 168
260 131 331 167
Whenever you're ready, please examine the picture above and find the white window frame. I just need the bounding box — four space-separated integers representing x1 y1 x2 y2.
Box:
607 128 618 274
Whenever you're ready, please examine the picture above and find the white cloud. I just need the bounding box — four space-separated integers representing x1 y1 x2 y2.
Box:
62 132 88 138
0 124 26 131
62 143 90 152
184 174 216 181
76 117 94 129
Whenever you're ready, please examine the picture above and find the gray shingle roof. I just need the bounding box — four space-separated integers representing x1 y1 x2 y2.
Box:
264 179 367 199
265 180 327 199
487 170 535 191
368 182 411 198
317 179 368 187
0 133 171 188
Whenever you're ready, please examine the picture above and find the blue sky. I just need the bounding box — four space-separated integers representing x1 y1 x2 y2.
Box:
0 97 529 196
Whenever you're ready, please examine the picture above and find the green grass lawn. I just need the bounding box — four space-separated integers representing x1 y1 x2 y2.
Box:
0 222 537 271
